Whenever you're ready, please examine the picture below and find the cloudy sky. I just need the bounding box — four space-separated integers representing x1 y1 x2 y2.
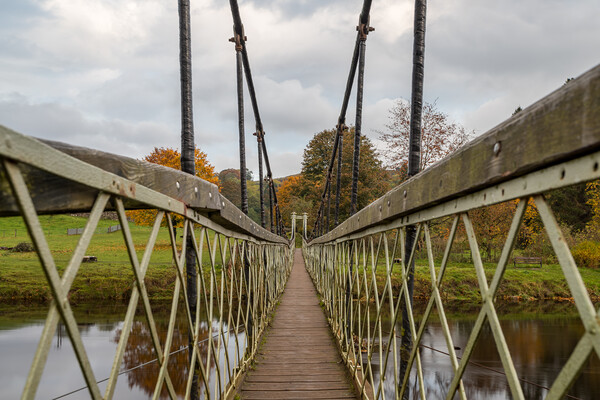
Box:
1 0 599 178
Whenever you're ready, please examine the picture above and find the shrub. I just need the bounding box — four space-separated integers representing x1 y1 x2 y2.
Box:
12 242 34 253
572 241 600 269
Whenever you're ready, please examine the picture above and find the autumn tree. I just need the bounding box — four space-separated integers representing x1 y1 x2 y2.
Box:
378 99 472 171
277 175 312 228
289 128 389 229
466 202 517 261
128 147 218 226
585 180 600 239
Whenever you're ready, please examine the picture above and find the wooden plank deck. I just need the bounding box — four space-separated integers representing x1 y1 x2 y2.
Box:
240 249 357 399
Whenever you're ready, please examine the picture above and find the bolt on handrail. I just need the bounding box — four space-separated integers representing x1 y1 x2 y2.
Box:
303 63 600 399
0 126 294 399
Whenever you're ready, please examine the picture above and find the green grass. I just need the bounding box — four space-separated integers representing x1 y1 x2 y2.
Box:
364 259 600 304
0 214 228 303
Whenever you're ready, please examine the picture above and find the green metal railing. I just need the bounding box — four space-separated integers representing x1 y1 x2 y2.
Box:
0 126 294 399
303 64 600 399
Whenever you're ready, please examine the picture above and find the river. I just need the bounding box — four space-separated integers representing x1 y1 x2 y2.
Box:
0 302 246 399
0 301 598 399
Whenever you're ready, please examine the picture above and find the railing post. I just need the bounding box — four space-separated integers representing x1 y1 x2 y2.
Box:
302 212 308 239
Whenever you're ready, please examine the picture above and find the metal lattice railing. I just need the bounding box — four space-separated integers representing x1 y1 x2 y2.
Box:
303 64 600 399
0 126 293 399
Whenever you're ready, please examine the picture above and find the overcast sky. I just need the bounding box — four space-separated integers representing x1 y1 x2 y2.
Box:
1 0 599 178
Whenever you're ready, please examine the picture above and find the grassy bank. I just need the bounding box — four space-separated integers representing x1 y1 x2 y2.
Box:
2 215 599 304
0 215 223 303
376 260 600 303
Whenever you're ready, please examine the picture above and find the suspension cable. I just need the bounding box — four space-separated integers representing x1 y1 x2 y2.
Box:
310 0 374 238
230 33 249 215
400 1 428 391
228 0 285 236
255 133 266 227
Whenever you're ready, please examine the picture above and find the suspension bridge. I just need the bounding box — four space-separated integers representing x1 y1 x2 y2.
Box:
1 0 600 399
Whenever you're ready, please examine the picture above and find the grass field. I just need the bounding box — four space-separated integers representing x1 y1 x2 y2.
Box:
0 214 227 302
357 258 600 305
2 214 599 304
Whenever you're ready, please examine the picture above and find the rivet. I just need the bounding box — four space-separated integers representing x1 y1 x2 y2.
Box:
176 181 180 190
403 190 407 198
222 202 225 207
387 200 391 207
493 141 501 156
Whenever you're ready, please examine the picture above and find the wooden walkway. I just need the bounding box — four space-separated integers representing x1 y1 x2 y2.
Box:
239 249 357 399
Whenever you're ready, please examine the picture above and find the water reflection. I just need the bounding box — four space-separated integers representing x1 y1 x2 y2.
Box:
0 302 246 399
2 301 598 399
362 302 600 399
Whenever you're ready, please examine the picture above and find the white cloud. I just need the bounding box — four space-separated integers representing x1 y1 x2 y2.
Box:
1 0 599 179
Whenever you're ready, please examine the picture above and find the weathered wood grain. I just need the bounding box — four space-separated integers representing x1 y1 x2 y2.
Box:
239 249 357 399
0 126 287 243
312 63 600 244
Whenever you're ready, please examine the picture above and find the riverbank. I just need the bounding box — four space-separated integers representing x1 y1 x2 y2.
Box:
2 215 599 304
2 256 599 303
0 215 220 303
410 261 600 303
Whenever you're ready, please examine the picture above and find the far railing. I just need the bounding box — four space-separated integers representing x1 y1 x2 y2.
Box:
0 126 294 399
304 64 600 400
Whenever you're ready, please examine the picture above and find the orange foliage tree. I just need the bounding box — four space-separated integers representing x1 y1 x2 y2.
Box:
277 175 312 229
468 201 517 261
127 147 218 226
586 180 600 236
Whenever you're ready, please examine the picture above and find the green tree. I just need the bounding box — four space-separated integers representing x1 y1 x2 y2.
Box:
546 183 593 233
295 128 389 228
218 169 242 208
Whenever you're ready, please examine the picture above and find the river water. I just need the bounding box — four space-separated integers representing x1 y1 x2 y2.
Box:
366 301 599 399
0 302 246 399
0 301 598 399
